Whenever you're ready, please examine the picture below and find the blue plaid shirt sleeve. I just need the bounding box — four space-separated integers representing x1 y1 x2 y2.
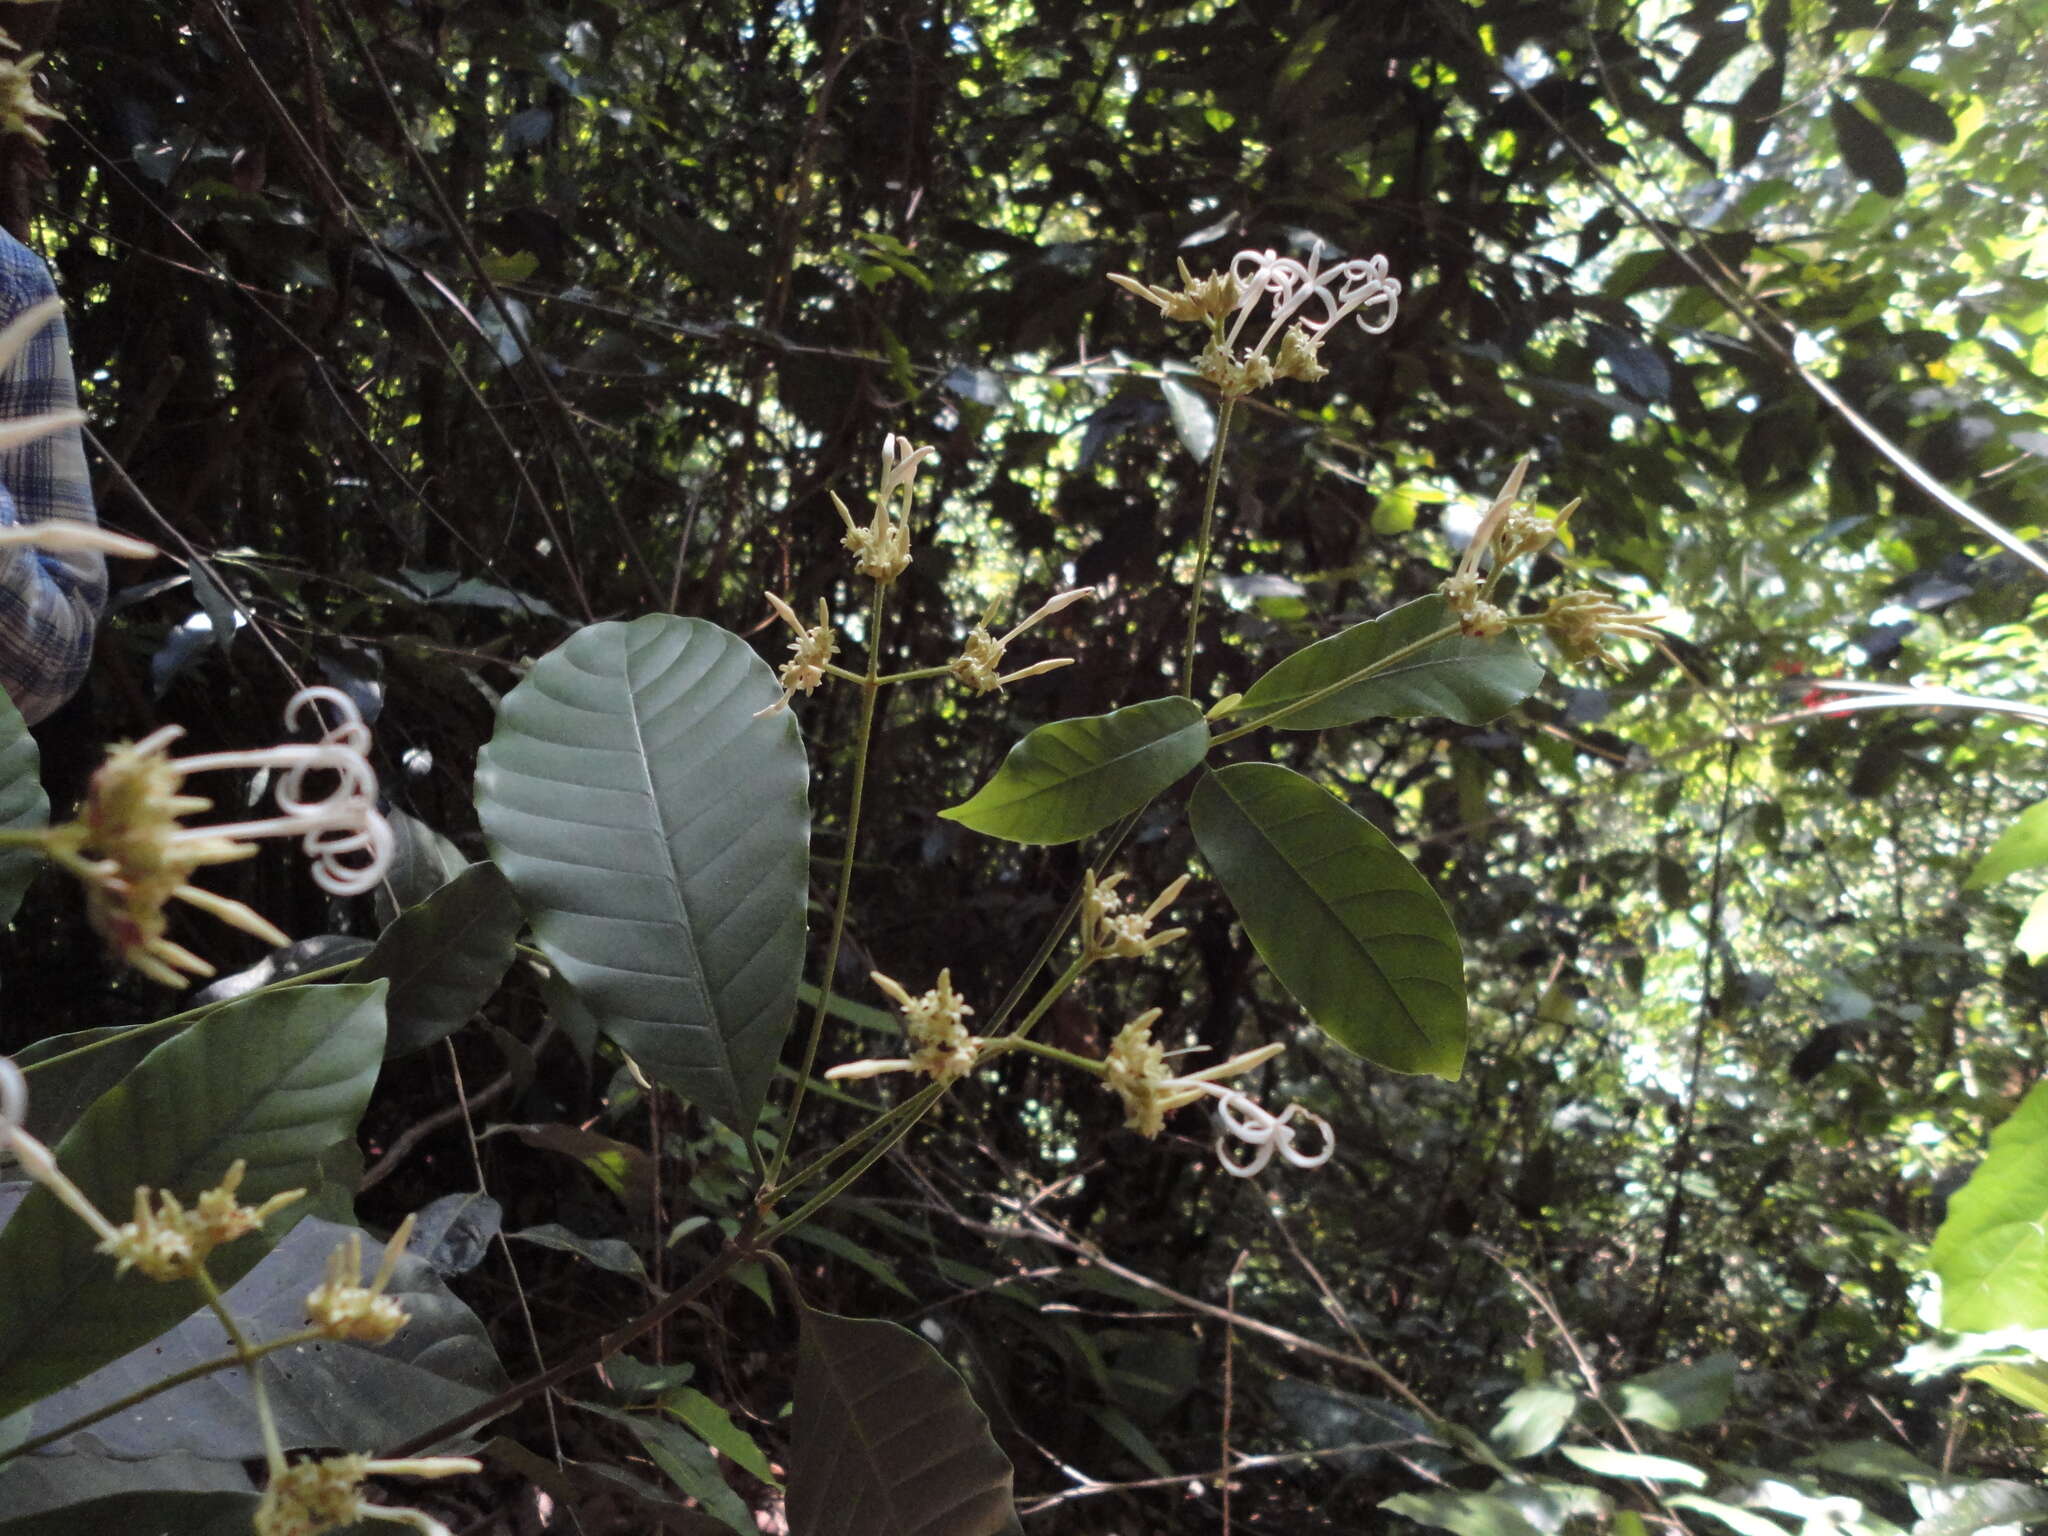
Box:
0 230 104 725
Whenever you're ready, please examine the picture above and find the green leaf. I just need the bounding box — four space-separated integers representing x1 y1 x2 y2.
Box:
664 1385 783 1488
1556 1446 1708 1487
579 1402 755 1534
1189 763 1466 1077
1910 1480 2048 1536
1853 75 1956 144
1380 1490 1548 1536
1968 1360 2048 1413
476 615 810 1135
940 697 1208 845
354 861 524 1056
1489 1384 1576 1458
1664 1494 1790 1536
1611 1353 1735 1432
0 983 388 1420
13 1025 172 1146
1829 95 1905 196
787 1223 914 1298
1159 375 1216 461
1966 800 2048 888
1794 1440 1940 1484
0 1492 261 1536
0 686 44 925
1233 596 1543 730
1931 1079 2048 1332
789 1305 1019 1536
2019 891 2048 965
506 1222 650 1281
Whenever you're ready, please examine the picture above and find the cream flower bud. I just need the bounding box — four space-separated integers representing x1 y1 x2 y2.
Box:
98 1161 302 1282
949 586 1094 695
851 967 980 1084
755 593 836 716
254 1453 481 1536
1081 869 1190 961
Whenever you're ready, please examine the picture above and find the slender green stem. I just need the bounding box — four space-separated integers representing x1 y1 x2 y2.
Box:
198 1267 286 1475
1206 621 1463 748
1001 954 1089 1041
758 1089 946 1244
20 959 364 1078
766 1080 942 1203
1179 395 1238 698
873 664 953 685
0 1326 327 1463
991 1035 1104 1074
766 579 890 1191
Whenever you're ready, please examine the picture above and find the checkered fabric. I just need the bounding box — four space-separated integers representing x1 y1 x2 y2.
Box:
0 230 102 725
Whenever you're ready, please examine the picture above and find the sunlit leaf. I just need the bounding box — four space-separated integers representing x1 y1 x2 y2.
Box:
1611 1353 1735 1432
1932 1080 2048 1332
1489 1384 1575 1458
1381 1489 1548 1536
1966 800 2048 888
1557 1445 1707 1487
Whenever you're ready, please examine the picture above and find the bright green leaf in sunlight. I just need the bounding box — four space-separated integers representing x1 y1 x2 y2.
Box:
1556 1445 1707 1487
1663 1494 1789 1536
1611 1352 1735 1432
1231 595 1544 731
1931 1079 2048 1332
1381 1489 1547 1536
1965 799 2048 888
2018 891 2048 964
1968 1360 2048 1415
1190 763 1465 1077
1489 1384 1575 1458
941 696 1208 845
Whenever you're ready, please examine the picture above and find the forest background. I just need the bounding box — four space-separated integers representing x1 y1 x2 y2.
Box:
4 0 2048 1532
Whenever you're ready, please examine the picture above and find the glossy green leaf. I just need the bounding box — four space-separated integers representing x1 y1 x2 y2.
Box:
1931 1080 2048 1332
1232 595 1543 730
1489 1384 1575 1458
789 1305 1019 1536
939 696 1208 845
663 1385 782 1488
13 1026 170 1147
0 687 44 925
0 982 387 1419
1966 800 2048 888
1829 95 1905 196
1380 1490 1547 1536
476 615 810 1135
1612 1353 1735 1432
1190 763 1465 1077
354 860 524 1056
1557 1445 1708 1487
1664 1494 1789 1536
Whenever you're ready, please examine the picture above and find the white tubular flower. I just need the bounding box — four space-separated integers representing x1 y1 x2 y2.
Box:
1081 869 1190 961
0 1055 122 1248
825 968 981 1085
834 434 935 583
755 593 836 716
254 1454 481 1536
55 685 394 986
949 586 1095 695
1100 1013 1331 1176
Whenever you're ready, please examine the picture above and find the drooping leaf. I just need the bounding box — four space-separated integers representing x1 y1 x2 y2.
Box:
1829 95 1905 196
1380 1489 1548 1536
476 615 810 1135
1931 1080 2048 1332
1611 1353 1735 1432
506 1222 649 1281
354 860 524 1056
0 686 45 925
663 1385 782 1488
939 697 1208 845
789 1306 1019 1536
1189 763 1465 1077
1232 596 1542 731
578 1401 755 1535
0 983 388 1419
19 1215 507 1461
1854 75 1956 144
1489 1384 1576 1458
1966 800 2048 889
1557 1445 1708 1487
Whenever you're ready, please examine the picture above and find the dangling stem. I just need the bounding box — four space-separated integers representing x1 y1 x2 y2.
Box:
198 1266 286 1476
1179 394 1238 698
766 577 890 1192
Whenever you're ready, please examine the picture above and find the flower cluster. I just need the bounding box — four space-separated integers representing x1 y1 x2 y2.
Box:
1111 243 1400 398
834 435 934 583
47 686 394 986
305 1215 416 1344
949 586 1095 694
254 1453 480 1536
0 47 61 146
1080 868 1190 961
1099 1011 1331 1175
1541 589 1668 665
756 593 837 716
98 1160 303 1283
826 968 981 1085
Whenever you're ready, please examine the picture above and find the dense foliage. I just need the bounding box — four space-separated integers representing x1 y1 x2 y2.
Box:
4 0 2048 1531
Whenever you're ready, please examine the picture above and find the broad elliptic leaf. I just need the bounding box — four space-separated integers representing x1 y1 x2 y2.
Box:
789 1306 1019 1536
476 616 810 1135
1854 74 1956 144
1233 596 1543 731
1190 763 1466 1078
1911 1479 2048 1536
1931 1079 2048 1332
0 982 387 1419
1380 1490 1548 1536
0 685 45 925
1489 1384 1576 1458
1829 95 1905 196
940 696 1208 845
1966 799 2048 889
354 860 524 1056
1557 1445 1708 1487
19 1215 508 1461
1612 1353 1736 1432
